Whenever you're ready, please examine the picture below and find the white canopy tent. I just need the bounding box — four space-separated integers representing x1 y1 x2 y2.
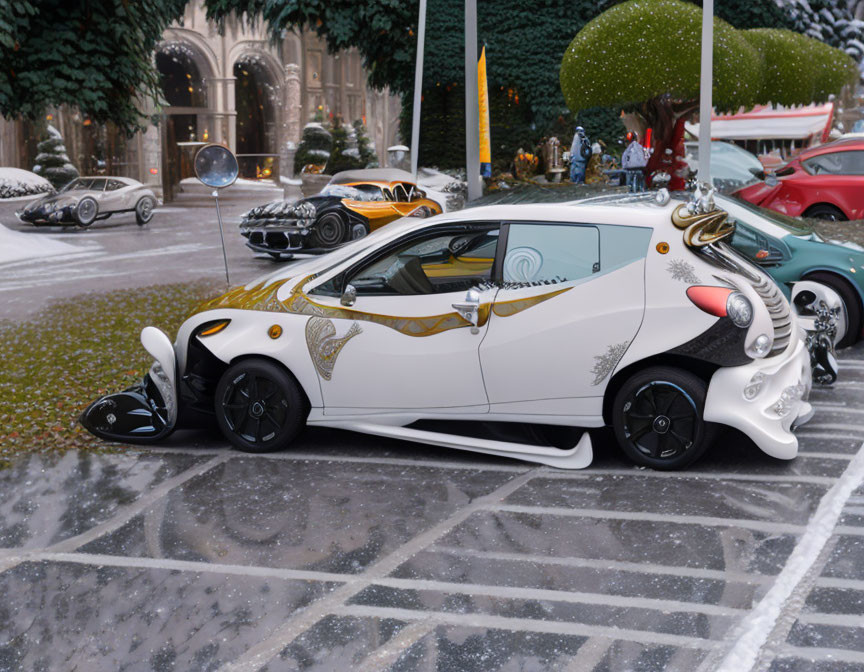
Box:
686 103 834 143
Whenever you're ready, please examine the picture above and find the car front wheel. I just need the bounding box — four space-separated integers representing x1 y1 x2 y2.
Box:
804 272 863 348
135 196 156 226
309 212 347 248
75 197 98 227
215 358 308 453
804 204 847 221
612 366 715 470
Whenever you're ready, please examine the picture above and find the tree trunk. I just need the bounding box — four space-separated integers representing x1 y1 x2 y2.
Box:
632 97 697 190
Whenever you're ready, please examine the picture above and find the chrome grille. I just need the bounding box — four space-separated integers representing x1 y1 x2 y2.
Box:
750 276 792 356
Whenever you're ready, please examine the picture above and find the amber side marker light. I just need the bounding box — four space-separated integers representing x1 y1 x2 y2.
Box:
656 242 670 254
268 324 283 339
198 320 231 337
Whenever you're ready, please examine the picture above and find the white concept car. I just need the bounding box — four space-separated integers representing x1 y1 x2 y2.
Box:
17 176 157 227
80 189 813 470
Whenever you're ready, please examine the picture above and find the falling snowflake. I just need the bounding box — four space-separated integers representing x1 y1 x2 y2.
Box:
667 259 701 284
590 341 630 386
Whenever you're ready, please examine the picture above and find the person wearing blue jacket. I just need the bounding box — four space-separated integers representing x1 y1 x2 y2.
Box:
569 126 591 184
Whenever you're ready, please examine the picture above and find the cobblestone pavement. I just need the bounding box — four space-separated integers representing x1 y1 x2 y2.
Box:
0 347 863 671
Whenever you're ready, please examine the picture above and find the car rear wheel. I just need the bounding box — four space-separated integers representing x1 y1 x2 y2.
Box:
215 359 308 453
135 196 155 226
804 204 847 221
309 212 347 248
612 366 716 470
804 272 863 348
75 197 98 227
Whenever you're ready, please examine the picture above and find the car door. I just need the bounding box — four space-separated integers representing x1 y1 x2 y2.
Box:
390 183 422 217
303 222 501 412
341 184 401 231
103 179 128 210
479 221 651 419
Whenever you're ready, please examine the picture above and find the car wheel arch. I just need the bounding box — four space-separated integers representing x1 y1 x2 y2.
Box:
228 353 313 411
601 354 720 426
803 202 849 220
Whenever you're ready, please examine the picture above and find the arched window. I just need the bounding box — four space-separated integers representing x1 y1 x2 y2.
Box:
234 56 278 155
156 45 207 108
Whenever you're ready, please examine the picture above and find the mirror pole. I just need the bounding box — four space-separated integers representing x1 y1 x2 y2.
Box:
213 189 231 285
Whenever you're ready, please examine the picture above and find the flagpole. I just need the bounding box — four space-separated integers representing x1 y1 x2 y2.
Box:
410 0 427 177
465 0 481 201
698 0 713 185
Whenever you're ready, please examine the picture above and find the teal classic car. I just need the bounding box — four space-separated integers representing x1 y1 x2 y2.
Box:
716 193 863 349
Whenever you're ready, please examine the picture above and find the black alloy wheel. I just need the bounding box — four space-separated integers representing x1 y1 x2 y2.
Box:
804 204 847 221
309 212 347 248
612 367 715 470
214 359 308 453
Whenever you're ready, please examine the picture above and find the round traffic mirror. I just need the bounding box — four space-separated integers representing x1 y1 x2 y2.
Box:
194 144 239 189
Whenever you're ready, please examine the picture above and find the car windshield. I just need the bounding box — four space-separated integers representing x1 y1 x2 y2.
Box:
61 178 94 192
321 184 386 201
722 195 814 238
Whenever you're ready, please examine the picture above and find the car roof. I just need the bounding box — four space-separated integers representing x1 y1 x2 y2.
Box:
797 138 864 159
329 168 416 186
77 176 140 185
432 198 671 228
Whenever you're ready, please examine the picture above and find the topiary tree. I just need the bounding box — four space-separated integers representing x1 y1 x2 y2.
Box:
293 122 332 174
560 0 857 184
32 125 79 189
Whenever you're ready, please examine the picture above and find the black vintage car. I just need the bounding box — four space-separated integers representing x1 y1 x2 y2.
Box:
239 168 442 259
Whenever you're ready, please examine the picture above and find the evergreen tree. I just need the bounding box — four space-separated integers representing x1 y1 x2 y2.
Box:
326 116 364 174
353 119 378 168
293 123 332 174
782 0 864 77
32 125 79 189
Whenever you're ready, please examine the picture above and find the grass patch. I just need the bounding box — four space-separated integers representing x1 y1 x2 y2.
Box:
0 281 219 464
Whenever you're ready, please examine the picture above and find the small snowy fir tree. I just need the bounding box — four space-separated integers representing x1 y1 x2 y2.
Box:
326 116 364 174
32 125 79 189
294 122 332 174
353 119 378 168
783 0 864 76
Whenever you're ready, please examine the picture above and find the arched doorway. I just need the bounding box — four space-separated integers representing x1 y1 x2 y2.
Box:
156 42 210 199
234 55 280 181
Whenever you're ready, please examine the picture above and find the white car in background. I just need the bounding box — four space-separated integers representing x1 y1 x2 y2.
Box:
17 176 158 227
80 188 813 471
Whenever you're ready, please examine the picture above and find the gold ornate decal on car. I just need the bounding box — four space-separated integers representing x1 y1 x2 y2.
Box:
282 277 490 337
491 287 571 317
192 278 293 316
305 317 362 381
671 204 735 248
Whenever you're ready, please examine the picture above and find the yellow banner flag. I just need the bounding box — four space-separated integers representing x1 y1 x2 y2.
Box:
478 46 491 177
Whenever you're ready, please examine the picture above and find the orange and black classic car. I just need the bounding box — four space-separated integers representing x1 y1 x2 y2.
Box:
240 168 443 259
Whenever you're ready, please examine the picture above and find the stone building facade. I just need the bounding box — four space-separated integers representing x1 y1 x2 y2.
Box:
0 2 402 199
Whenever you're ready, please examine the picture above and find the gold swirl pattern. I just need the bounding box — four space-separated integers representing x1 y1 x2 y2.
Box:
491 287 571 317
671 204 735 248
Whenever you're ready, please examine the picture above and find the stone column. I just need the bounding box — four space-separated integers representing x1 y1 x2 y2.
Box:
208 77 237 151
281 63 302 180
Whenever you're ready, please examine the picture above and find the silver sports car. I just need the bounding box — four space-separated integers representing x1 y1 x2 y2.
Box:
17 176 158 227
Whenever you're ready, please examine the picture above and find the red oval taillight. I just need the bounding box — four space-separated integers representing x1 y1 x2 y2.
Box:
686 286 733 317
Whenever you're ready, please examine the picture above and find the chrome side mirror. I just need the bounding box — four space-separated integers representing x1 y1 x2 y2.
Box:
341 284 357 307
452 288 481 333
765 172 778 187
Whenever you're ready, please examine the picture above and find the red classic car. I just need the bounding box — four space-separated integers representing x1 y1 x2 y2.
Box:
735 138 864 221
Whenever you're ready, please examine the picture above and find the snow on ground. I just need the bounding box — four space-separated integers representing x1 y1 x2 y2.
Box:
0 168 54 200
0 223 79 264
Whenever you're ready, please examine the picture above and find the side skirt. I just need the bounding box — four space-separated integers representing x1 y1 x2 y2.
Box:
308 419 593 469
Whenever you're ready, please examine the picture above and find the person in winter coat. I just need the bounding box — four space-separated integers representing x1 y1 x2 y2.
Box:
569 126 591 184
621 130 648 192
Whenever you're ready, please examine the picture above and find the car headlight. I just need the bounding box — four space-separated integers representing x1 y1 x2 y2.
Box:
726 292 753 328
743 372 765 401
751 333 772 357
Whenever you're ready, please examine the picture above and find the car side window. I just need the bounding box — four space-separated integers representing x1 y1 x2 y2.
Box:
106 180 124 191
393 184 409 202
503 223 599 286
89 178 107 191
803 151 864 175
344 226 500 296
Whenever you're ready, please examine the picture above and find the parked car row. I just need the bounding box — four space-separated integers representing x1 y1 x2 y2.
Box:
82 185 837 472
